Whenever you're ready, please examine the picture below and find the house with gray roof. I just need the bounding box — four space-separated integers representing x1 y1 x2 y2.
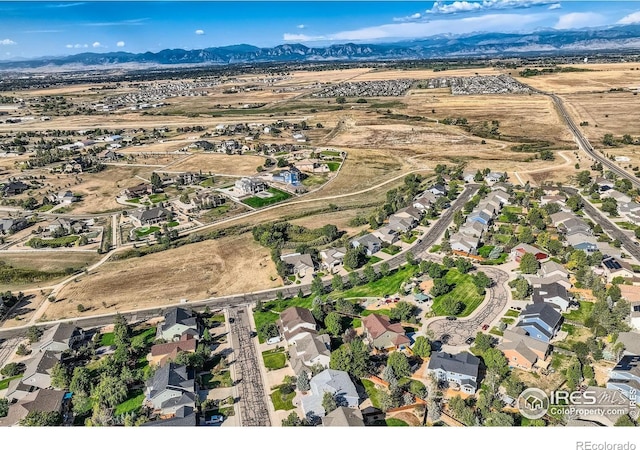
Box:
372 225 399 244
157 307 201 341
560 218 591 236
526 273 572 291
280 252 315 277
427 351 480 394
450 232 480 255
7 350 62 401
498 328 550 371
289 333 331 376
141 405 197 427
2 181 29 196
617 332 640 356
566 232 598 253
388 214 417 233
606 355 640 405
279 306 317 344
350 234 382 256
130 206 171 227
0 388 67 427
319 247 347 273
0 217 28 234
234 177 267 195
550 211 576 228
515 303 563 343
539 261 569 279
34 322 84 353
362 314 410 352
322 406 365 427
533 282 571 312
301 369 360 419
145 363 197 415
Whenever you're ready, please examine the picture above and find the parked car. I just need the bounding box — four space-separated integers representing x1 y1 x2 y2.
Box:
229 317 235 323
266 336 282 345
481 324 489 330
446 316 457 321
465 337 475 345
393 298 400 303
205 415 224 425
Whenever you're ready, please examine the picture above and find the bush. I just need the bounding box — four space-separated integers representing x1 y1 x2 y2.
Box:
1 362 25 377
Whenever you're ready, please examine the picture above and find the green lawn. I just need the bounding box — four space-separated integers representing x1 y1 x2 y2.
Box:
203 204 232 219
361 308 392 318
504 309 520 318
131 327 156 347
401 234 418 244
503 206 523 214
386 418 409 426
501 318 515 325
489 327 504 336
270 388 296 411
321 150 341 157
126 198 141 204
351 318 362 328
166 221 179 228
327 162 341 172
382 246 401 256
429 245 441 253
262 350 287 370
430 269 484 317
26 235 79 248
0 375 21 390
242 188 292 208
361 379 383 409
494 234 513 244
200 177 215 188
477 245 495 258
100 332 115 346
253 295 313 343
563 301 594 325
561 323 576 335
366 256 383 265
148 193 168 203
37 204 55 212
342 265 417 298
202 370 233 389
135 226 160 237
114 390 145 416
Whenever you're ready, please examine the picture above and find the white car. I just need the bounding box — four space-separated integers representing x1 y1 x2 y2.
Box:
205 415 224 425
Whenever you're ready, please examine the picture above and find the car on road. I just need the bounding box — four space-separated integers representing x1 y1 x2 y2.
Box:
465 337 475 345
481 324 489 330
229 317 235 323
394 297 400 303
446 316 457 321
205 415 224 425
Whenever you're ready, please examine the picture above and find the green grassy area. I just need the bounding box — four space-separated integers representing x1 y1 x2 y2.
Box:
301 175 328 188
135 226 160 237
505 309 520 318
563 301 594 325
99 332 115 346
501 318 515 325
126 198 141 204
148 193 168 203
479 253 508 265
615 221 637 231
203 204 232 219
26 235 79 249
382 246 401 256
270 388 296 411
429 245 441 253
202 370 233 389
242 188 292 208
200 177 215 188
366 256 383 265
489 327 504 336
253 296 312 343
166 221 179 228
262 350 287 370
37 204 55 212
342 265 417 298
131 327 156 347
361 308 392 318
320 150 341 157
494 234 513 244
503 206 523 214
561 323 576 335
351 318 362 328
401 234 418 244
0 375 21 390
361 379 383 409
477 245 495 258
430 269 484 317
327 162 341 172
114 390 145 416
386 418 409 426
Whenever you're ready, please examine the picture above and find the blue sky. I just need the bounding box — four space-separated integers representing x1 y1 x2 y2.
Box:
1 1 640 59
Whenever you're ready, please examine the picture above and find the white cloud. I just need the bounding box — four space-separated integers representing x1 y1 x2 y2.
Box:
428 0 555 15
84 18 148 27
297 24 305 29
394 12 422 22
0 39 16 45
554 12 605 29
195 29 205 35
92 41 102 48
67 43 89 49
47 2 85 8
618 11 640 25
65 44 73 48
283 33 325 42
116 41 125 47
548 3 561 10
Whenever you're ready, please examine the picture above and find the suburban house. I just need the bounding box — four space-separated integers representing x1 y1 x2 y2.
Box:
295 159 330 173
532 282 572 312
141 405 197 427
601 189 632 204
619 201 640 217
362 314 410 352
511 243 549 263
450 232 481 255
280 253 315 277
595 177 615 191
130 206 171 227
606 355 640 405
630 301 640 331
300 369 360 418
498 328 550 371
467 210 492 226
191 191 225 210
372 226 400 244
288 333 331 376
0 389 67 427
6 351 62 401
459 220 485 238
175 172 201 185
97 149 122 161
2 181 29 196
602 256 635 283
279 306 318 345
272 168 301 186
0 217 28 234
566 232 598 253
145 363 197 416
540 195 566 206
488 188 510 204
567 386 633 427
34 323 85 353
148 333 198 367
122 183 153 199
388 214 417 233
539 261 569 279
350 234 382 256
322 406 365 427
47 218 85 235
427 184 447 197
412 195 434 211
427 351 480 394
549 211 576 228
157 307 201 342
47 190 78 205
235 177 267 195
559 218 591 236
515 303 563 343
527 274 572 291
319 247 347 273
617 332 640 355
484 171 505 184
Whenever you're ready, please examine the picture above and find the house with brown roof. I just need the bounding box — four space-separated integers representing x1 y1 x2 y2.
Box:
0 388 66 427
322 406 365 427
278 306 317 344
498 328 551 371
148 333 198 367
362 314 410 352
511 243 549 263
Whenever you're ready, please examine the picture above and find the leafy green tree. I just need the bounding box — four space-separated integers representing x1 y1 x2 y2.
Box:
502 375 525 398
602 133 616 147
576 171 592 187
485 411 515 426
483 348 509 378
430 277 453 297
257 322 279 342
348 271 361 288
150 172 162 189
343 246 366 270
601 197 618 216
322 392 338 414
335 298 355 315
567 195 583 212
379 262 390 277
473 333 493 355
363 265 378 283
519 253 539 274
387 352 411 378
1 362 25 377
311 276 324 295
297 372 310 392
565 357 582 391
329 339 370 378
413 336 431 358
0 398 8 418
518 226 535 245
324 312 343 337
405 251 417 266
50 362 70 389
390 301 416 322
27 325 42 344
282 412 304 426
441 297 463 315
19 411 62 427
93 375 128 408
473 272 491 295
455 258 473 274
70 366 93 396
509 277 531 300
614 415 636 427
331 275 344 291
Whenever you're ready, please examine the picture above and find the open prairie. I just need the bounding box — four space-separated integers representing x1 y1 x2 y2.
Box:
166 153 265 176
48 233 280 320
515 63 640 93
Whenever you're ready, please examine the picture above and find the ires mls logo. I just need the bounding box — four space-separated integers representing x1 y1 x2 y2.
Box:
517 388 549 419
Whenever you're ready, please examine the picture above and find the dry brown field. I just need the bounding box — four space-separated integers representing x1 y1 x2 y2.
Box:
290 207 375 237
166 153 265 175
49 233 280 319
515 63 640 93
1 291 49 328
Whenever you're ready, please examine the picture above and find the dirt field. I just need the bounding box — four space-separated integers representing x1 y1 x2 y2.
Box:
167 153 265 176
1 291 49 328
48 234 280 320
290 207 375 236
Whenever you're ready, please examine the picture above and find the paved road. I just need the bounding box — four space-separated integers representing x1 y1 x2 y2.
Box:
0 338 20 368
0 184 479 340
227 306 271 427
425 266 510 346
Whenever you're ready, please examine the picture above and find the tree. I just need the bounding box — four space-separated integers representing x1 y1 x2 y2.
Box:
379 262 390 277
519 253 539 274
473 333 492 354
567 195 583 212
322 392 338 414
603 133 616 146
335 298 356 315
329 339 370 378
614 415 636 427
282 412 304 426
0 398 8 418
324 312 343 337
343 246 366 270
455 258 473 274
150 172 162 189
483 348 509 378
335 96 346 104
565 357 582 391
390 301 416 322
27 325 42 344
518 226 535 245
440 296 463 315
311 276 324 295
257 322 279 342
430 277 453 297
70 366 92 397
1 362 25 377
93 375 128 408
19 411 62 427
387 352 411 378
297 371 310 392
485 411 515 426
576 171 592 187
509 277 531 300
601 197 618 216
331 275 344 291
405 251 416 266
276 157 287 168
363 265 378 283
15 343 30 356
413 336 431 358
50 362 70 389
473 272 491 295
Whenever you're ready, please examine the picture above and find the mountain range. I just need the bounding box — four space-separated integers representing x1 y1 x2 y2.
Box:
3 25 640 70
